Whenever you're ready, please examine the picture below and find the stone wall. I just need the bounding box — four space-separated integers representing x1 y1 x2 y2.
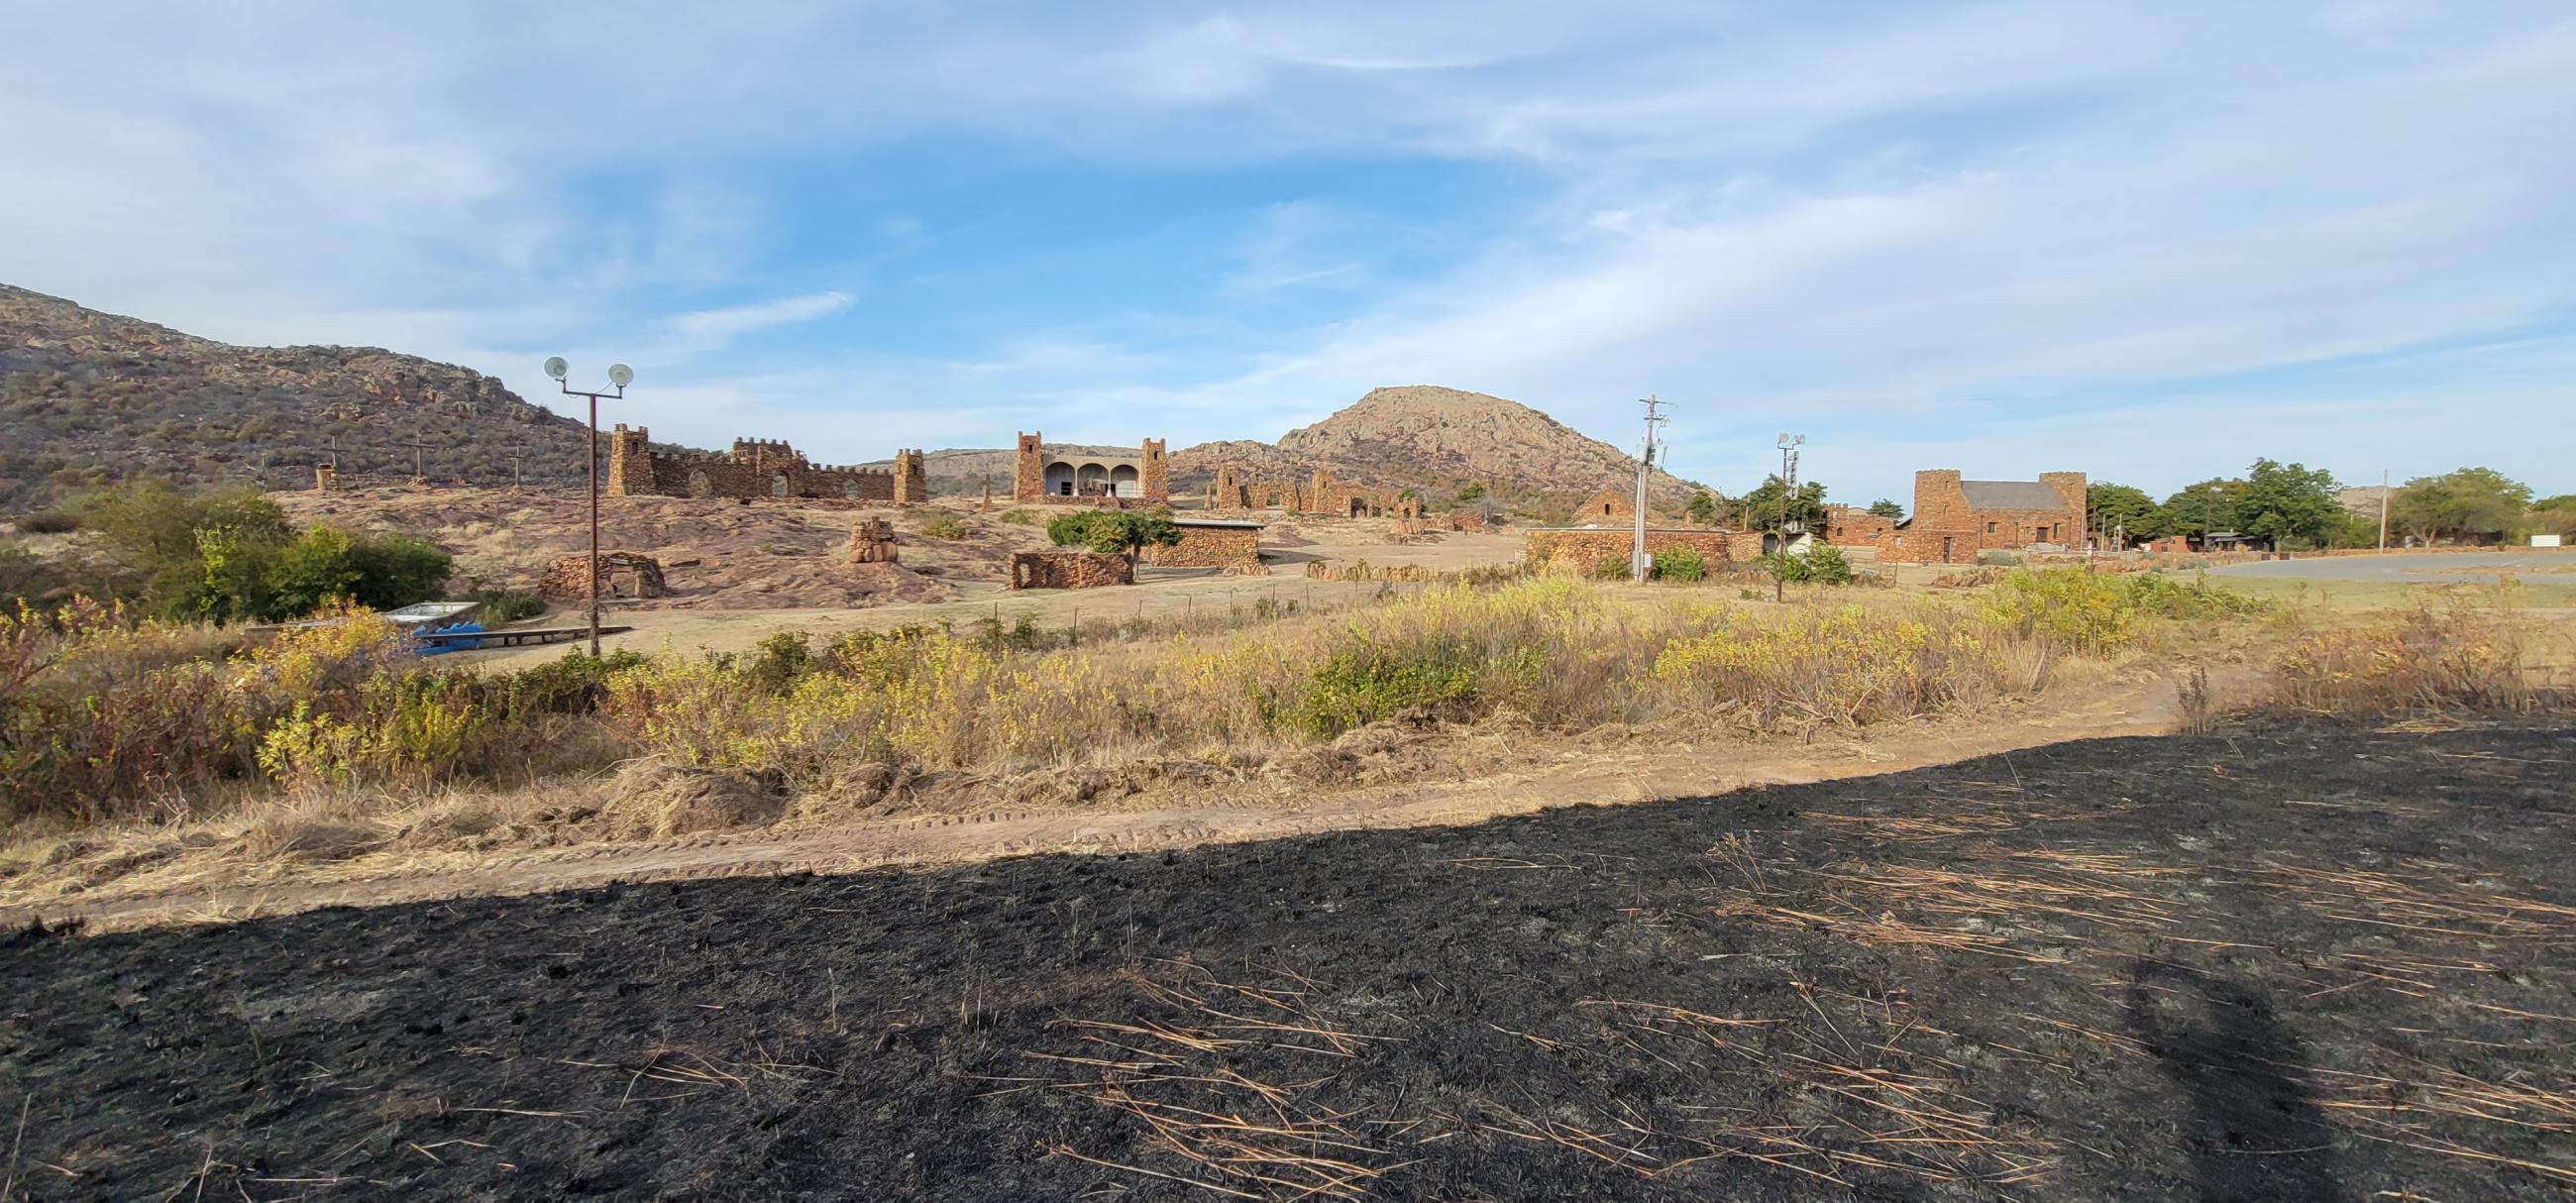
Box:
1524 527 1758 572
1008 550 1134 590
1140 522 1261 569
606 425 902 501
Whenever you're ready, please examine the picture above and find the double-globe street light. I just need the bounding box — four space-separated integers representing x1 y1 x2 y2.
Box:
544 357 633 657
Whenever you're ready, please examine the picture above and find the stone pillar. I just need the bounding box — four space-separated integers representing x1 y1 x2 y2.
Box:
1140 438 1169 503
847 517 900 564
1014 432 1044 502
313 464 338 492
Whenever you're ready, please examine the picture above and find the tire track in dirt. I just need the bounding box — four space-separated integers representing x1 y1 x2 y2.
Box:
5 669 2236 932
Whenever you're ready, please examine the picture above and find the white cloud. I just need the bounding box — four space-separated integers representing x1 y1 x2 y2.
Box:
664 290 855 349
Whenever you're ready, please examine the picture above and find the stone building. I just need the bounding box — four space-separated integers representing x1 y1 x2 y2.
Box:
1820 504 1895 547
1013 433 1170 504
1140 518 1263 570
1876 471 2086 563
1575 488 1635 523
607 425 914 502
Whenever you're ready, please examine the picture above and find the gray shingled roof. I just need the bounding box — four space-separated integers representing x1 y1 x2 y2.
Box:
1959 480 2070 510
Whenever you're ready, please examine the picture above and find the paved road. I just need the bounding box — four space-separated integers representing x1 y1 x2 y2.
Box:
2209 549 2573 582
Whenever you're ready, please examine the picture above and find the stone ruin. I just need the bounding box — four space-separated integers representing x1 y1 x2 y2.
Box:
1201 463 1420 520
538 551 669 601
313 465 338 492
847 517 900 564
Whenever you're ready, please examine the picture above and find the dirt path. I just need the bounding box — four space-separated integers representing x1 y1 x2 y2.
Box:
7 664 2228 933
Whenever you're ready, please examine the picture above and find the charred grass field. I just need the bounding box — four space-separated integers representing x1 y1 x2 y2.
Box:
5 712 2574 1200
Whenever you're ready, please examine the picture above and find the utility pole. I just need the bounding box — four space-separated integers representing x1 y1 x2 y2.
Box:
508 448 526 489
1632 394 1667 582
403 432 431 481
1774 433 1805 602
2378 468 2390 552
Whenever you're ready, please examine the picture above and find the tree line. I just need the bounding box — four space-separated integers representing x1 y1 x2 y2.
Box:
2090 463 2569 550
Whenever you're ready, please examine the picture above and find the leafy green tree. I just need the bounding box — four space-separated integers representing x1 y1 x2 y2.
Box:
1046 510 1182 566
2529 495 2576 538
1453 482 1486 503
2233 459 2341 549
2086 484 2166 545
269 525 367 616
2389 467 2532 544
2161 478 2244 538
1685 491 1718 525
343 533 451 610
1739 476 1827 533
1866 498 1904 519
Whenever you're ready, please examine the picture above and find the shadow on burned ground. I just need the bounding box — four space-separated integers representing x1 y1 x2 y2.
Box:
3 714 2571 1200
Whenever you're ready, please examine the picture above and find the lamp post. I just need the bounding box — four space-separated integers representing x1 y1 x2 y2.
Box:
544 357 633 658
1774 433 1804 602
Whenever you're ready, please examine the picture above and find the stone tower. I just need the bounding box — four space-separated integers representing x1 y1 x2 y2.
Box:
893 449 927 503
1014 432 1044 502
1140 438 1169 503
606 424 656 496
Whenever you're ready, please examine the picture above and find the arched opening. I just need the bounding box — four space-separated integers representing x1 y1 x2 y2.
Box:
1349 497 1368 518
1076 463 1111 495
1043 461 1076 496
770 473 791 497
1110 464 1140 497
688 469 713 498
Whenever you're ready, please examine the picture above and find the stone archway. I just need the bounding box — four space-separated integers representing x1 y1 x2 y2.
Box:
688 469 713 498
1111 464 1140 497
771 474 791 497
1077 463 1111 495
1044 461 1076 496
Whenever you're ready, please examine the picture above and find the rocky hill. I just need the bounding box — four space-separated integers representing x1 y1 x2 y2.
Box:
1261 384 1700 503
887 387 1709 518
0 285 589 508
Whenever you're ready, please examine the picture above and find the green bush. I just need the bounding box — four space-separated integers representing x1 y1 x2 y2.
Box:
1762 544 1852 586
475 589 547 623
921 513 971 539
1652 549 1706 582
16 510 76 534
1590 555 1632 581
1296 640 1481 737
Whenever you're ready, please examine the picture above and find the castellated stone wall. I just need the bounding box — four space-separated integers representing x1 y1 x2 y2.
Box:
1008 550 1134 590
1140 522 1261 569
1523 528 1761 572
606 425 903 501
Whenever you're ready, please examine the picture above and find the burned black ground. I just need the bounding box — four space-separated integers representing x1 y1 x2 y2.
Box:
3 715 2572 1200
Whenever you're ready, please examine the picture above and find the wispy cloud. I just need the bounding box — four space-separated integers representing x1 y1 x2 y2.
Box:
664 290 856 349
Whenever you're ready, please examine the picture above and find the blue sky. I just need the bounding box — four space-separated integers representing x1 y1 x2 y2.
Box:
4 1 2571 503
